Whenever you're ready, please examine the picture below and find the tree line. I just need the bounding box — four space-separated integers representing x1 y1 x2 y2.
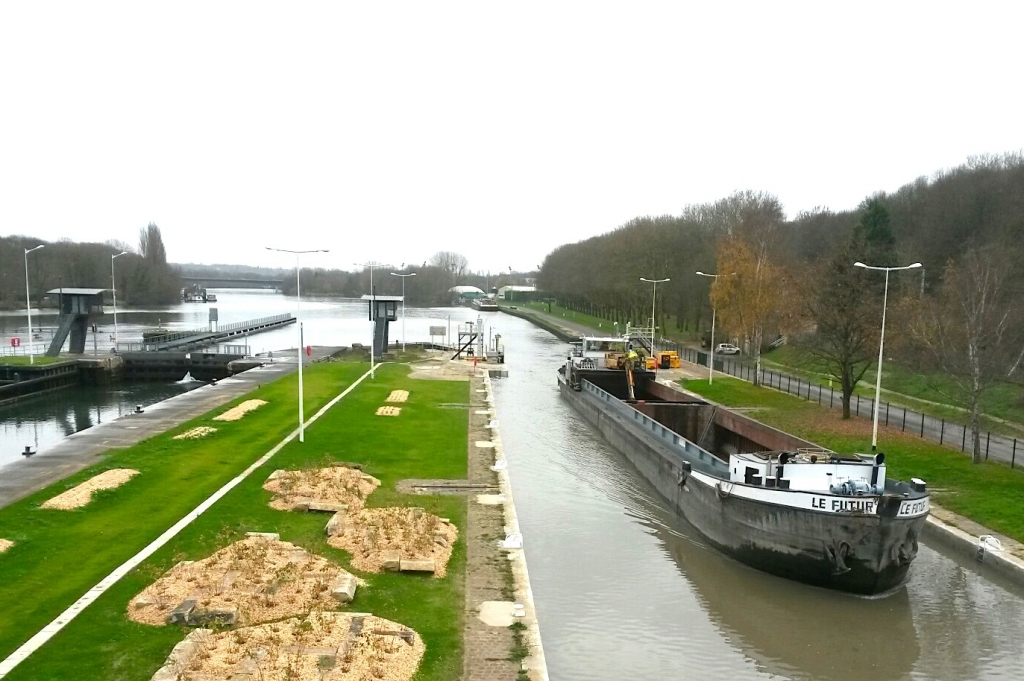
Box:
0 223 180 310
537 153 1024 463
279 251 536 306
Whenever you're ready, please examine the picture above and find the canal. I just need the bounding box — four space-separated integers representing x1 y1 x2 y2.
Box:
3 291 1024 679
491 312 1024 681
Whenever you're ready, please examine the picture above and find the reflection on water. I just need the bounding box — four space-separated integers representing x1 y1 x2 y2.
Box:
491 314 1024 681
0 382 199 467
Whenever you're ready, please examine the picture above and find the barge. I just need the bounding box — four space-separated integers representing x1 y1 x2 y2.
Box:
558 336 930 595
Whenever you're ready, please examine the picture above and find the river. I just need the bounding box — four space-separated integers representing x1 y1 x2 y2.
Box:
3 290 1024 679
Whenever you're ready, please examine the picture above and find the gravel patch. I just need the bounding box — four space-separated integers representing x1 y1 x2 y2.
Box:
264 466 380 514
214 399 268 422
173 426 218 440
128 535 361 627
328 507 458 577
39 469 140 510
172 611 424 681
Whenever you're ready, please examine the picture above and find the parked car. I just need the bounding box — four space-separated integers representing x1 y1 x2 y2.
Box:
715 343 741 355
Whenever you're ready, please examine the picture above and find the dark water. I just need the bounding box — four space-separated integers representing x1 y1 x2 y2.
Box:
0 382 199 467
491 314 1024 681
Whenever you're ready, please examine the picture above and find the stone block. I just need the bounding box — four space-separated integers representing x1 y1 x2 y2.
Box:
187 605 238 627
244 532 279 540
167 599 197 625
290 498 311 512
150 666 177 681
399 558 436 573
325 513 346 537
266 469 285 481
308 501 347 513
433 535 449 548
381 550 401 571
331 573 358 603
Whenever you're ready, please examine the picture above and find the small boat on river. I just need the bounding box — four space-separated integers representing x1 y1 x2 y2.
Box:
557 335 930 595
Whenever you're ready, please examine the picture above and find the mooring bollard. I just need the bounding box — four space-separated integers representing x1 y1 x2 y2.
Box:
23 445 35 457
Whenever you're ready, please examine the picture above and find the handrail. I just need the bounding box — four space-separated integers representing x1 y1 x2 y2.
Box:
142 314 292 347
579 378 729 474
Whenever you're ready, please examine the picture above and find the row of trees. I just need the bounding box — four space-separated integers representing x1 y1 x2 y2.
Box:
279 251 535 305
0 223 180 310
538 154 1024 463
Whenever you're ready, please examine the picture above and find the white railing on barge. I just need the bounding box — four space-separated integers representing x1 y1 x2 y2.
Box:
578 379 730 476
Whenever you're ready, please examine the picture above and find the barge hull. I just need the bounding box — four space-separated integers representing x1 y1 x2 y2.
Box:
559 377 926 595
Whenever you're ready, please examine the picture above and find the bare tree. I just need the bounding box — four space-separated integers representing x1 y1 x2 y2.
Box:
796 199 897 418
428 251 468 290
907 245 1024 463
797 242 878 418
139 222 168 265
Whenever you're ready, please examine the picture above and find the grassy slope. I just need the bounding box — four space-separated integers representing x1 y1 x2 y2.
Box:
762 345 1024 433
682 377 1024 543
0 356 70 366
0 361 469 681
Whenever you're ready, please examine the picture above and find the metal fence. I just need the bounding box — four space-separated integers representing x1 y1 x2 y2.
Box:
653 338 1021 468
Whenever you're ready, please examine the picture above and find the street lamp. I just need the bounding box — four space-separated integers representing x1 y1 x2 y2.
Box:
639 277 669 354
854 260 922 451
24 244 44 364
695 271 730 384
507 266 513 304
111 251 128 349
390 269 417 352
355 262 386 378
267 246 329 443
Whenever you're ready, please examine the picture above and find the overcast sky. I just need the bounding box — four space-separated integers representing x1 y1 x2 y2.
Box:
2 2 1022 274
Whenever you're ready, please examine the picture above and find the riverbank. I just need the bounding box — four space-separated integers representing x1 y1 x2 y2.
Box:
0 348 340 506
0 349 549 680
674 376 1024 585
505 304 1024 587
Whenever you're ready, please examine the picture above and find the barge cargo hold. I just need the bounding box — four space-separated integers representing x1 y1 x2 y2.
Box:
557 342 930 595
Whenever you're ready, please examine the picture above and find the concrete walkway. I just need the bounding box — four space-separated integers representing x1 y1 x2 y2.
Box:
0 346 342 510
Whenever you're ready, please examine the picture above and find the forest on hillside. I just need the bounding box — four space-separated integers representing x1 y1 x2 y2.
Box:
536 154 1024 461
538 154 1024 332
0 224 180 310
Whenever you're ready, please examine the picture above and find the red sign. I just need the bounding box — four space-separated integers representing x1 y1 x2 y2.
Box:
10 337 20 347
306 345 312 356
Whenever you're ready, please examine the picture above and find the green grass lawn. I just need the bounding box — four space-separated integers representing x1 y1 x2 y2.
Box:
511 301 701 344
0 361 469 681
681 377 1024 543
0 355 72 366
762 345 1024 434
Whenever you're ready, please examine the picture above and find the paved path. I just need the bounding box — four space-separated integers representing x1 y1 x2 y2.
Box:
0 346 342 510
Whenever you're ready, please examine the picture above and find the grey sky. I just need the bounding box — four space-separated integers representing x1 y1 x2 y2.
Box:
2 2 1021 274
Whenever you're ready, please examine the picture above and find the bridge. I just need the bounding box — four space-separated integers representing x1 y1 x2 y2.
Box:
116 314 295 352
178 276 284 290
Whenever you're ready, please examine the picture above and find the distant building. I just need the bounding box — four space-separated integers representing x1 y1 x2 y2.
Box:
449 285 487 301
497 285 536 300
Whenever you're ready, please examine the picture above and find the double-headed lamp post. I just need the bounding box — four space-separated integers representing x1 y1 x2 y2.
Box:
267 246 329 443
853 260 922 451
111 251 128 348
390 270 417 351
695 271 720 383
639 277 670 354
24 244 45 364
